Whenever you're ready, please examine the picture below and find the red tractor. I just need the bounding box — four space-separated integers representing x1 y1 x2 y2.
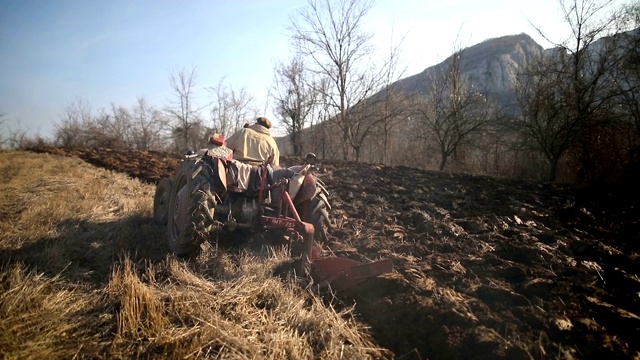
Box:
153 142 392 290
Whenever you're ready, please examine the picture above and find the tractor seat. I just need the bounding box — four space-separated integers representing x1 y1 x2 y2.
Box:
226 160 273 194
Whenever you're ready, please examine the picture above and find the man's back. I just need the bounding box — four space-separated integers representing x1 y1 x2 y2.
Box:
226 120 280 166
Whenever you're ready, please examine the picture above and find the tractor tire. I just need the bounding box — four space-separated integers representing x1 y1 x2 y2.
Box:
153 177 174 226
300 182 331 242
166 158 218 257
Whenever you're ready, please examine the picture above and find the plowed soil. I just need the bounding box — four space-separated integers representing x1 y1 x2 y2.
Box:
26 146 640 359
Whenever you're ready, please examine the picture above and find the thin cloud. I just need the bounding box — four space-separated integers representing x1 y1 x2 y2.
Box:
81 34 109 48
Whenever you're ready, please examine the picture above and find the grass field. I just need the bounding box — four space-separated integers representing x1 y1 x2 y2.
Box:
0 150 389 359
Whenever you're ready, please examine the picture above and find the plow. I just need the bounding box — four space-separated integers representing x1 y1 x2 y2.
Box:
154 138 392 290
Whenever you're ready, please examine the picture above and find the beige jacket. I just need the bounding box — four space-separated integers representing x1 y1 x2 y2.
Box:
226 124 280 166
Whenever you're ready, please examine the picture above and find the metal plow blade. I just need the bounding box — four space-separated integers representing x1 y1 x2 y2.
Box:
311 257 393 291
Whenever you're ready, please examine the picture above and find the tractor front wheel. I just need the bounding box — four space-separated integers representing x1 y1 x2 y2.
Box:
153 177 174 226
299 195 330 242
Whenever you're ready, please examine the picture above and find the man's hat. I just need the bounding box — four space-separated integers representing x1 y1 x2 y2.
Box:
256 117 272 129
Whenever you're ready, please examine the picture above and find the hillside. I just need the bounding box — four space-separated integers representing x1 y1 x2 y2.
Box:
3 147 640 359
276 33 545 157
395 33 543 106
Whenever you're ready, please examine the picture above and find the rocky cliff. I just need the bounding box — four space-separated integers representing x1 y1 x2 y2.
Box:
394 33 544 109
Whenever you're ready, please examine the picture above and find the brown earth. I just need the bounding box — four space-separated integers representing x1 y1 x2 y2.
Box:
25 146 640 359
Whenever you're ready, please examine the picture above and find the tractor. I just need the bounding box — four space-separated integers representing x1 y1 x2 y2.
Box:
153 138 392 290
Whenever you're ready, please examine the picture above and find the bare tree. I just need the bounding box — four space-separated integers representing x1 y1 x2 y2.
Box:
413 49 494 171
517 0 626 181
208 78 257 137
609 2 640 181
2 121 30 149
0 113 6 148
363 39 410 165
131 96 170 151
272 56 319 156
559 0 624 181
54 98 94 147
343 36 407 163
512 56 569 181
68 103 130 149
92 104 131 148
305 76 334 159
289 0 397 161
611 2 640 133
166 66 204 151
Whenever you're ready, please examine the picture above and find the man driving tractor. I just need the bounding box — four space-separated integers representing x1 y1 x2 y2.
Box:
225 116 280 166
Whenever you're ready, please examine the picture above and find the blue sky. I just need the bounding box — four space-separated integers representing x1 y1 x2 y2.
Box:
1 0 575 140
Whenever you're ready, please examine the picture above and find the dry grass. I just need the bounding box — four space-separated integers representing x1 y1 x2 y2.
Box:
0 150 390 359
0 263 106 359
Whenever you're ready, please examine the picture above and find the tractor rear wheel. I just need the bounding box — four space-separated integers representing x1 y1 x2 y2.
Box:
166 159 218 257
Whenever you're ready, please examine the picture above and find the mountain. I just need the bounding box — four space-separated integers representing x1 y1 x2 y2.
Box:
275 33 545 153
393 33 544 110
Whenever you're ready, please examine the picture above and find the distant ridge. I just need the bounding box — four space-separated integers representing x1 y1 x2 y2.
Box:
393 33 544 109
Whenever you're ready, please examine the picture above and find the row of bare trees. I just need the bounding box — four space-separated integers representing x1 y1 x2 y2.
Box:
273 0 639 185
271 0 407 162
54 97 171 151
273 0 508 173
506 0 640 183
51 67 259 153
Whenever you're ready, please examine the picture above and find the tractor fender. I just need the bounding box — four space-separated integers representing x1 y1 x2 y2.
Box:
293 173 317 204
215 157 227 192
